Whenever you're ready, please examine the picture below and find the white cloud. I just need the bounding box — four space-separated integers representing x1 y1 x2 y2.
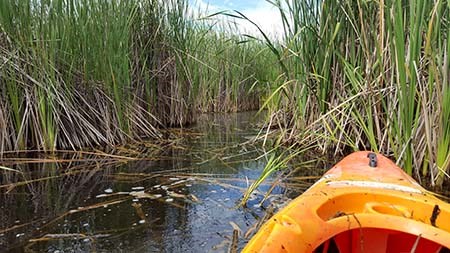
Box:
236 2 283 39
189 0 284 40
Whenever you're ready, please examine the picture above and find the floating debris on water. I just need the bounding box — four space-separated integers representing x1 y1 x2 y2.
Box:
229 221 242 235
130 191 162 199
96 192 129 198
189 194 200 203
170 179 188 186
168 191 186 199
104 188 113 193
0 112 296 252
212 239 230 251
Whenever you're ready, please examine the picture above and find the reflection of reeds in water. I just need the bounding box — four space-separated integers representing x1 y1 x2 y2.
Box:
0 146 168 251
0 134 282 251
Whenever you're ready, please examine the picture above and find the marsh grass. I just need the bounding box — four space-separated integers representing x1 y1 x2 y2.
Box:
241 0 450 190
0 0 268 152
2 0 448 197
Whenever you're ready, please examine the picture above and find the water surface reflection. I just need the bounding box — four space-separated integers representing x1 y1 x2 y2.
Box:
1 112 312 253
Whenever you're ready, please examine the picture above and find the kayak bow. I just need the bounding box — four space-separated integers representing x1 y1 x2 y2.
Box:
243 151 450 253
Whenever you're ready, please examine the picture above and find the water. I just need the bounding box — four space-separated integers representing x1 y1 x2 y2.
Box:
0 112 311 253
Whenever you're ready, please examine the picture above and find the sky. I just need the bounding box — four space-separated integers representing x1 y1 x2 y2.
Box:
191 0 284 38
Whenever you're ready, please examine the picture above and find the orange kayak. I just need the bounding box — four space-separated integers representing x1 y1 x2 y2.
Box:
243 151 450 253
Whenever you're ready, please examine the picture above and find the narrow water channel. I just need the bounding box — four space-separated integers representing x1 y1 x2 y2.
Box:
1 112 314 253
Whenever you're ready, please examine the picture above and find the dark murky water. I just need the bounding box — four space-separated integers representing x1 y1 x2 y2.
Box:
0 112 319 253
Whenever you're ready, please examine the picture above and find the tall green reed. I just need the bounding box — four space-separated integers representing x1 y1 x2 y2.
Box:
254 0 450 186
0 0 267 152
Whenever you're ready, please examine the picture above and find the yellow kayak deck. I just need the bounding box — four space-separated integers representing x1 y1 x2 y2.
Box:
243 151 450 253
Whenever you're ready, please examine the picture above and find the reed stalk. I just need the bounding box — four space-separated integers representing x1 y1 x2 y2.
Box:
254 0 450 186
0 0 266 151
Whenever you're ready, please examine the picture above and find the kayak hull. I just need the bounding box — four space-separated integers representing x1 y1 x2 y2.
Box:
243 151 450 253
